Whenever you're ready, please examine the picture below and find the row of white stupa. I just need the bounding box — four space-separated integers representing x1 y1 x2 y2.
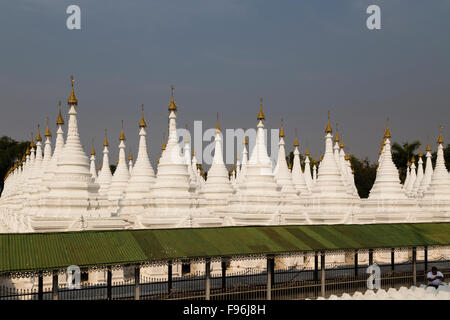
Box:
1 79 450 233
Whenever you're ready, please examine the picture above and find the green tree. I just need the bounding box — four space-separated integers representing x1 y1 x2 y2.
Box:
391 141 421 183
350 156 377 198
0 136 29 194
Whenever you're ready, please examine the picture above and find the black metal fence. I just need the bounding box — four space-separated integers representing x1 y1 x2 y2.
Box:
1 247 449 300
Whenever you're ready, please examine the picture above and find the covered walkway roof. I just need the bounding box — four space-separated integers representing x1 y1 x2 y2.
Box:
1 222 450 275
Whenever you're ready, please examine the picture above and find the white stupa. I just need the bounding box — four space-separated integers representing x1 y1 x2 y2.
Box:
274 120 298 200
412 152 424 196
97 130 113 195
303 149 313 190
34 77 100 230
89 141 98 181
418 142 433 196
225 99 281 225
143 86 193 228
362 120 413 223
308 112 356 224
291 131 310 196
40 103 65 196
108 121 130 203
200 115 233 207
122 107 156 215
406 157 416 197
423 127 450 200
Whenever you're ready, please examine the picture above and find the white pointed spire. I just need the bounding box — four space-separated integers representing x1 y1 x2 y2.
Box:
412 152 424 196
108 121 130 200
291 130 310 196
97 129 112 195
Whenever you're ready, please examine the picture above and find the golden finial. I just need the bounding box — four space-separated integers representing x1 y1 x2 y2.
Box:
339 134 344 148
25 145 30 156
305 147 310 156
244 136 249 146
437 125 444 144
293 128 299 147
68 75 78 106
90 139 95 156
426 135 431 151
419 151 423 157
119 120 126 141
257 98 265 121
168 84 177 113
98 165 102 171
30 133 35 148
185 124 190 143
56 101 65 125
345 154 351 161
44 117 52 137
139 104 147 128
216 112 221 132
103 129 109 147
319 155 323 162
407 160 411 167
384 117 391 139
21 154 26 162
288 162 292 170
334 123 339 142
192 150 196 157
313 158 317 165
161 133 166 151
128 150 133 161
279 118 285 138
411 156 415 163
36 125 42 142
325 111 332 133
379 137 386 155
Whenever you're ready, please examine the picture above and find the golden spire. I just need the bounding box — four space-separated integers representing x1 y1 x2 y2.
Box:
68 75 78 106
119 120 126 141
21 154 26 162
90 139 95 156
279 118 285 138
325 111 332 133
319 155 323 162
103 129 109 147
216 112 221 132
305 147 310 156
161 133 166 151
384 117 391 139
293 128 299 147
437 125 444 144
168 84 177 113
128 150 133 161
339 134 344 148
35 125 42 142
313 158 317 165
257 98 265 121
379 137 386 155
56 101 65 125
334 123 339 142
44 117 52 137
426 135 431 151
345 154 351 161
411 156 415 163
288 162 292 170
419 151 423 157
192 150 196 157
30 133 35 148
185 124 190 143
25 144 30 156
407 160 411 167
139 104 147 128
98 165 102 171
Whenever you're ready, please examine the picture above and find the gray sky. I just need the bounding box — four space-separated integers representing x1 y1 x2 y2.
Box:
1 0 449 168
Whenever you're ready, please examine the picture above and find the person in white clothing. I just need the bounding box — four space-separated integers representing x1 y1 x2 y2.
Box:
427 266 445 289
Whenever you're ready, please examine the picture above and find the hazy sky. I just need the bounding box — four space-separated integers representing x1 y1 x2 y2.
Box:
1 1 449 168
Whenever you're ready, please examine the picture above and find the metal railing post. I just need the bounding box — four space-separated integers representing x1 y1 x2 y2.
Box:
412 247 417 286
354 250 358 277
168 260 173 295
134 265 140 300
205 258 211 300
52 270 58 300
424 246 428 274
369 249 373 266
320 252 326 297
391 248 395 272
221 258 227 290
106 266 112 300
38 272 43 300
314 251 319 281
266 255 274 300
